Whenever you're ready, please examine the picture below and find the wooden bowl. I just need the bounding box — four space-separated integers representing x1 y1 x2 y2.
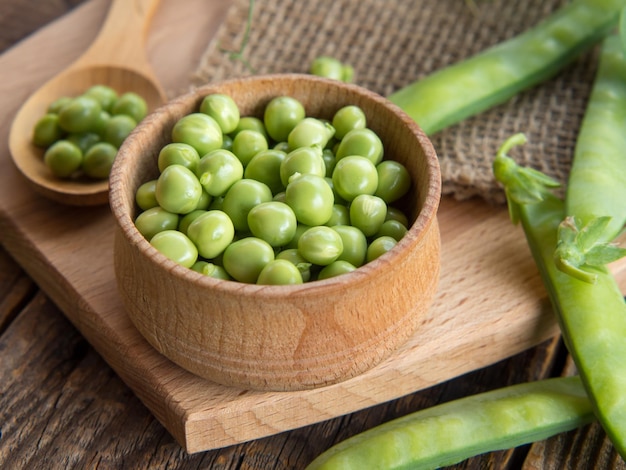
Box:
109 74 441 391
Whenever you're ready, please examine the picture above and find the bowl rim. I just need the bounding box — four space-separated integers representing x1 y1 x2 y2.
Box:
109 73 441 296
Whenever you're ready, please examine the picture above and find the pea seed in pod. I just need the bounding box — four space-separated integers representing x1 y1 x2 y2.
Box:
375 160 411 203
335 127 384 165
172 112 223 156
331 105 366 140
263 96 306 142
111 92 148 122
287 117 335 150
43 140 83 178
231 129 269 166
331 224 368 267
135 179 158 211
257 259 303 285
280 146 326 187
350 194 387 237
244 149 287 195
103 114 137 148
33 113 64 147
285 174 334 226
318 260 357 280
331 155 378 202
199 93 240 134
196 149 244 197
222 237 275 283
222 179 273 232
150 230 198 269
57 95 102 134
155 164 203 214
298 225 344 266
186 210 235 259
135 206 179 240
247 201 297 247
276 248 312 282
158 143 200 173
82 141 117 179
367 235 398 262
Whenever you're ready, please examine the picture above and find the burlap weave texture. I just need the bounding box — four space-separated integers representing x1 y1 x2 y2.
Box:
193 0 600 203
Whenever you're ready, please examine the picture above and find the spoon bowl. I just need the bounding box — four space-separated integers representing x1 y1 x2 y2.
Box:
9 0 167 206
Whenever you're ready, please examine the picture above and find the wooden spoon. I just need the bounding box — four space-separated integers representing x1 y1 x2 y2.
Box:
9 0 167 206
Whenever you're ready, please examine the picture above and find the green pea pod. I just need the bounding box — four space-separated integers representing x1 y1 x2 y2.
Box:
388 0 626 135
494 137 626 459
565 35 626 242
306 376 594 470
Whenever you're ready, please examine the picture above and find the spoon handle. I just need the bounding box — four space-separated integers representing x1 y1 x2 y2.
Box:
75 0 162 70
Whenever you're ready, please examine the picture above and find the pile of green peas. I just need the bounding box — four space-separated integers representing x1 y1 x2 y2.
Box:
134 93 413 285
32 85 148 180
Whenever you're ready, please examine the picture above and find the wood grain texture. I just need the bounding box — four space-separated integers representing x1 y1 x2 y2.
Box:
0 0 625 465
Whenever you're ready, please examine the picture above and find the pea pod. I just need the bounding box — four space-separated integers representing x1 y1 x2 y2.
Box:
493 135 626 459
388 0 626 135
306 376 594 470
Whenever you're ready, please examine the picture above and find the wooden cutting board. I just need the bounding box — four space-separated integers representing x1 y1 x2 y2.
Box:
1 0 624 454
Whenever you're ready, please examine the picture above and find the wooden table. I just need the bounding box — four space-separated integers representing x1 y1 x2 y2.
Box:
0 1 625 468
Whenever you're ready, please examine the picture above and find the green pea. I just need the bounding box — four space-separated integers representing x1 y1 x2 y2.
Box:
375 160 412 203
135 206 179 240
135 179 158 211
298 225 344 266
84 85 118 112
111 91 148 122
331 225 368 267
232 129 269 166
191 261 231 280
285 223 311 250
322 148 336 177
47 96 72 114
43 140 83 178
196 149 244 197
244 149 287 195
33 113 64 147
375 219 408 241
285 174 334 226
318 260 356 280
158 143 200 173
325 204 350 226
276 248 312 282
222 237 275 283
280 146 326 187
331 155 378 202
335 128 384 165
386 206 410 227
178 209 207 235
172 113 223 156
350 194 387 237
230 116 268 140
82 142 117 179
222 179 273 231
194 190 212 211
264 96 306 142
103 114 137 148
92 110 111 136
257 259 304 285
274 141 291 152
67 131 101 154
57 95 102 133
247 201 297 247
332 105 366 140
367 235 398 262
287 117 335 150
221 134 233 151
150 230 198 268
209 195 224 211
186 210 235 259
155 164 203 214
199 93 240 134
310 56 353 82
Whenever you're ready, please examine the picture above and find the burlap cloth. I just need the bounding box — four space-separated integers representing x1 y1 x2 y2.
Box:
192 0 600 204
